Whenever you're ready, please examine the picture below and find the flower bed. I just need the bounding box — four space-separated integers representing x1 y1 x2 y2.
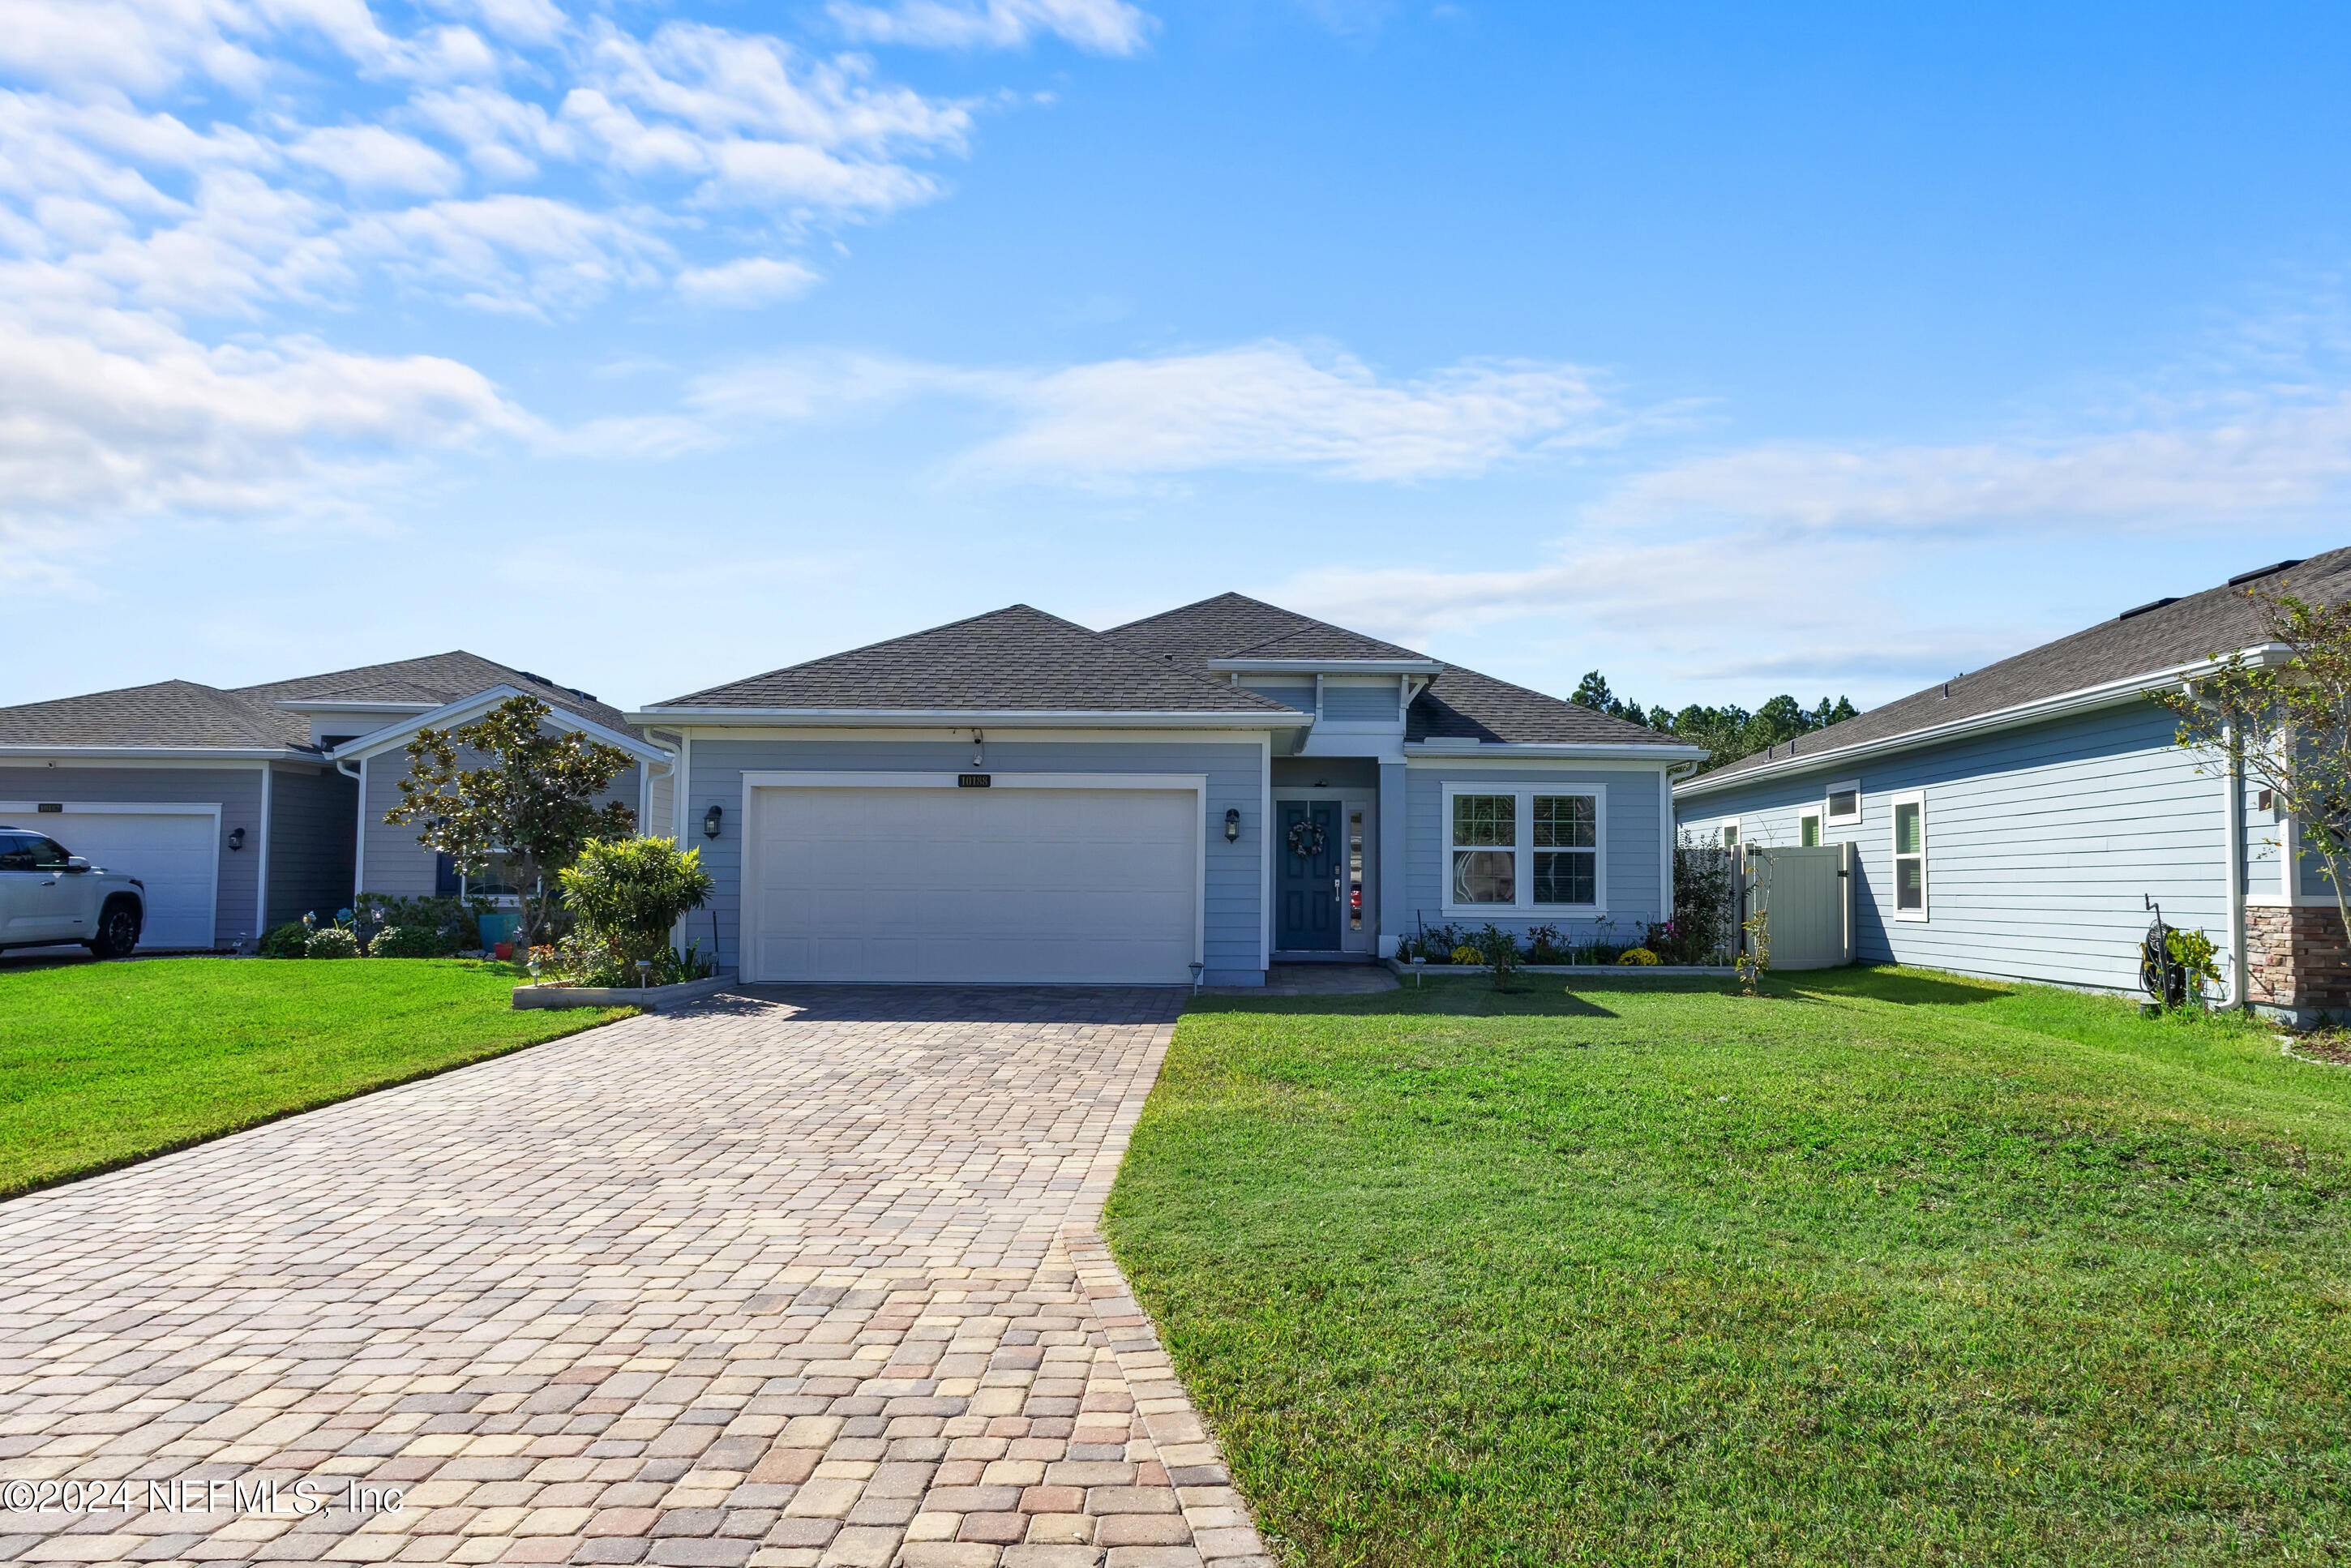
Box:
512 972 736 1012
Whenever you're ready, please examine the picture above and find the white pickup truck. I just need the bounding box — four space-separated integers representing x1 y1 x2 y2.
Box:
0 826 146 958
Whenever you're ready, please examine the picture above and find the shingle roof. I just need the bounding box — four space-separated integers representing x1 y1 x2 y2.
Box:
1108 593 1430 667
1693 548 2351 786
1108 593 1688 748
653 605 1300 713
0 680 315 752
1405 666 1689 746
236 652 641 738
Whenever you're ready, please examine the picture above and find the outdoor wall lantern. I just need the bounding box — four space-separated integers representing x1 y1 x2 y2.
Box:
703 803 723 839
226 827 246 851
1223 808 1241 843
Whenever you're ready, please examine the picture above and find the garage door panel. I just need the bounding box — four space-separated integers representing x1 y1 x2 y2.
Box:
34 811 216 950
751 785 1196 983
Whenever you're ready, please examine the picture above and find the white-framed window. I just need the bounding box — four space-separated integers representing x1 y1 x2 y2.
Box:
1825 779 1861 825
1891 790 1927 921
1798 810 1822 847
1720 822 1740 848
1442 784 1605 914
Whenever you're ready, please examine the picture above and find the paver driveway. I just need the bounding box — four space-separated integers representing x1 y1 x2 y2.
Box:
0 987 1268 1568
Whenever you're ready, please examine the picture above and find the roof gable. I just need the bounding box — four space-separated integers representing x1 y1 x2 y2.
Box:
236 652 640 738
654 604 1300 714
1694 546 2351 786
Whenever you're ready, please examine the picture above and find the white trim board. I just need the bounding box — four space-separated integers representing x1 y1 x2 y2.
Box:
669 725 1287 747
1437 781 1611 920
1675 643 2289 799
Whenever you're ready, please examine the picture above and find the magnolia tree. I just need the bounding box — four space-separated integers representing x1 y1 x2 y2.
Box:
2154 581 2351 958
384 696 638 950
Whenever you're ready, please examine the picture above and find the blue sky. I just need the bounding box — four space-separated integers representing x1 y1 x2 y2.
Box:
8 0 2351 713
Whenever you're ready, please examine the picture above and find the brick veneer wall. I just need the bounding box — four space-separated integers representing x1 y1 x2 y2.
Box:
2243 903 2351 1020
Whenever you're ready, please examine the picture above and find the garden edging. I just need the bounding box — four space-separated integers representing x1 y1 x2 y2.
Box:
512 973 737 1012
1382 958 1737 978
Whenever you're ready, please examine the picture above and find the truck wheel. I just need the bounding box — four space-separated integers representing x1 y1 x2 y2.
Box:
90 898 142 959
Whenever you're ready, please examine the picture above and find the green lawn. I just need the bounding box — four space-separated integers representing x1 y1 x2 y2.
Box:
1106 968 2351 1566
0 958 632 1198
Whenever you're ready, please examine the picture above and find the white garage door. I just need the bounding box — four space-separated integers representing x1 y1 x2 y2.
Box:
748 785 1198 984
36 810 217 949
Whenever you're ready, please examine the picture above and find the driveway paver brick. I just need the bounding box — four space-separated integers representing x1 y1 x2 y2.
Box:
0 986 1268 1568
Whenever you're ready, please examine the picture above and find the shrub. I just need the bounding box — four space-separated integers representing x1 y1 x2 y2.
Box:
369 924 452 958
259 923 309 959
1475 924 1522 989
1523 923 1568 965
305 927 361 959
555 838 717 984
355 892 489 952
1617 946 1661 966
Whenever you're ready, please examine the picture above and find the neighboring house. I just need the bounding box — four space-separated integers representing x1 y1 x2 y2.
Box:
0 653 669 953
630 594 1701 986
1674 551 2350 1021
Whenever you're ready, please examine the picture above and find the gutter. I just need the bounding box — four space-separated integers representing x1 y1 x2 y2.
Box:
625 708 1300 730
1207 658 1445 676
1405 740 1711 761
1675 644 2289 799
0 744 323 761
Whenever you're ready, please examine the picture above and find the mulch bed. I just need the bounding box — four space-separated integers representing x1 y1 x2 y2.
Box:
2283 1033 2351 1066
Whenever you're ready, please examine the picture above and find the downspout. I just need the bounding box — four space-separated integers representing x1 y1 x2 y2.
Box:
2178 683 2248 1010
2226 718 2247 1010
254 764 272 945
338 755 366 903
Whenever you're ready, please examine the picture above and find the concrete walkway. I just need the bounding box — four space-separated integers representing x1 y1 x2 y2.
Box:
0 987 1267 1568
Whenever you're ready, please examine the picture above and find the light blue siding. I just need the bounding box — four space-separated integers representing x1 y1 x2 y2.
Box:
0 765 260 949
1238 680 1316 713
687 736 1266 983
1676 700 2231 993
1321 684 1396 722
1403 765 1668 945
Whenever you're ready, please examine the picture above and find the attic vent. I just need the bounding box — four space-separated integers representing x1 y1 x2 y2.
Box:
2228 558 2304 586
519 670 552 686
2117 596 2181 621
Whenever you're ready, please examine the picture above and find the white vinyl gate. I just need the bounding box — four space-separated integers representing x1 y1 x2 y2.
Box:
1737 843 1853 970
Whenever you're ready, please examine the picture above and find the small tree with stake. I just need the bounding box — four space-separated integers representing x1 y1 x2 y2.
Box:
2153 580 2351 998
384 696 638 953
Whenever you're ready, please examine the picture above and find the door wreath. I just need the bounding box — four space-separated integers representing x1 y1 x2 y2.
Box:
1287 818 1328 859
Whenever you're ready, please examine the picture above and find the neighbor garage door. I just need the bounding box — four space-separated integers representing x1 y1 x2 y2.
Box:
747 783 1198 984
34 808 217 949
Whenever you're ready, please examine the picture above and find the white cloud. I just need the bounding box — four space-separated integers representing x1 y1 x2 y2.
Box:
0 302 527 562
0 0 998 571
692 341 1637 482
676 255 821 307
290 124 463 199
1595 394 2351 534
830 0 1154 54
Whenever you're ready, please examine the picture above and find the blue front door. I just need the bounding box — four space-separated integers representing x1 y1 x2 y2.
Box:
1277 799 1341 950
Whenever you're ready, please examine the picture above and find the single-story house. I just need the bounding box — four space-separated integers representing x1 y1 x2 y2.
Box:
1673 549 2351 1021
0 653 666 952
629 594 1702 986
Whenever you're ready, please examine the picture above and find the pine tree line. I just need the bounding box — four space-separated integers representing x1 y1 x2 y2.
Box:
1569 672 1861 776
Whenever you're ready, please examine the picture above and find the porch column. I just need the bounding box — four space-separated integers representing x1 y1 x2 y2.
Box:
1378 761 1407 957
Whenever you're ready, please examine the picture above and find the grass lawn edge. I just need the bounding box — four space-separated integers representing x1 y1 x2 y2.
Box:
2 999 640 1204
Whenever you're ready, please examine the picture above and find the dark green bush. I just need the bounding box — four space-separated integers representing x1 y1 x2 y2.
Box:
368 924 452 958
259 923 309 959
